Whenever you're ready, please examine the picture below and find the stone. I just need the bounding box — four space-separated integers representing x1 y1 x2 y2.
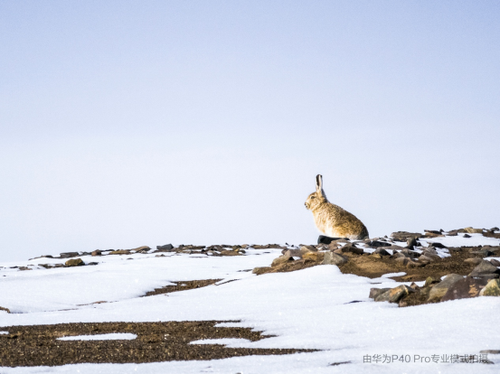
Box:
283 248 303 258
252 266 272 275
429 242 447 249
406 237 419 248
418 255 435 264
60 252 79 259
302 251 323 262
441 276 488 301
65 258 84 267
374 247 390 256
91 250 102 256
109 250 132 255
323 252 348 266
395 257 409 265
374 285 410 303
490 259 500 267
156 244 174 252
428 274 464 302
390 231 422 242
340 243 364 255
0 306 10 313
132 246 151 253
464 258 483 265
401 249 419 259
271 253 293 267
464 227 484 234
479 279 500 296
366 240 392 248
407 260 425 268
469 260 500 277
300 245 317 253
369 288 391 299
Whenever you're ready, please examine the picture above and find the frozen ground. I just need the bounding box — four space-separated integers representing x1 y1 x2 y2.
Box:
1 234 500 373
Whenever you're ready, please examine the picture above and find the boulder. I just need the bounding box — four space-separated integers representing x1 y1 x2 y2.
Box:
374 285 410 303
156 244 174 252
60 252 79 259
323 252 348 266
428 274 464 302
340 243 364 255
390 231 422 242
271 253 293 267
302 251 324 262
469 260 500 278
441 276 488 301
479 279 500 296
65 258 84 267
374 247 390 256
369 288 391 299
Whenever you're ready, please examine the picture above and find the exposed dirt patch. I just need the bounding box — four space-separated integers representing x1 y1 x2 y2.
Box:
0 321 311 367
339 248 478 282
143 279 222 297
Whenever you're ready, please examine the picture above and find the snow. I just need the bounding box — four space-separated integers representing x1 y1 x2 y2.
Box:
1 238 500 373
57 333 137 341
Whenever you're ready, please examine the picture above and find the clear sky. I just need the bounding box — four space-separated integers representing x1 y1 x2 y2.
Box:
1 1 499 261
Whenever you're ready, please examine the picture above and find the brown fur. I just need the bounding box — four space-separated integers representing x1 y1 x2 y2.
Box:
305 174 369 240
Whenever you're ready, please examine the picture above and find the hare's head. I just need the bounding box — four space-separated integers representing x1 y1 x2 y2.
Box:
304 174 328 211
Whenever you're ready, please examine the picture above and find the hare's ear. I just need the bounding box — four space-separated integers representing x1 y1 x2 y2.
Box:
315 174 324 195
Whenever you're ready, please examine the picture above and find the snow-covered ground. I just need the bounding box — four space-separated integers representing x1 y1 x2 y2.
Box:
1 235 500 373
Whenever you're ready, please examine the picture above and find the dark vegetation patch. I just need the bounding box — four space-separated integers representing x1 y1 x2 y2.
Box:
0 321 311 367
143 279 222 297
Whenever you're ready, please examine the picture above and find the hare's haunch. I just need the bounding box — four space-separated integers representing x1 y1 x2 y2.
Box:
305 174 369 240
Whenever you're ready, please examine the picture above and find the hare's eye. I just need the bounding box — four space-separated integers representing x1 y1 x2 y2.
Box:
310 196 315 199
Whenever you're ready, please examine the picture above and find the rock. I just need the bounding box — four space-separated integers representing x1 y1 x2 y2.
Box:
464 258 483 265
401 249 419 259
469 260 500 278
407 260 425 268
406 237 419 248
470 249 495 257
132 246 151 253
252 267 272 275
374 247 390 256
374 285 410 303
65 258 84 267
423 230 444 238
302 251 324 262
340 243 364 255
271 253 293 267
429 242 447 249
441 276 488 301
323 252 348 266
60 252 79 259
428 274 464 302
463 234 471 238
283 248 303 258
490 259 500 267
366 240 392 248
395 257 409 266
318 235 345 244
369 288 391 299
418 255 435 264
0 306 10 313
479 279 500 296
424 276 441 287
464 227 484 234
109 250 132 255
91 250 102 256
390 231 422 242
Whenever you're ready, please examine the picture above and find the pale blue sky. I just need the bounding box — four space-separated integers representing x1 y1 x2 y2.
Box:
1 1 499 261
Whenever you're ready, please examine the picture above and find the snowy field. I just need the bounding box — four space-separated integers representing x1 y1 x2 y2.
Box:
1 234 500 373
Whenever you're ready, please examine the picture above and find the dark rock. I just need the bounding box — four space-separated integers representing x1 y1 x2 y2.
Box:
318 235 347 244
323 252 348 265
374 247 390 256
423 230 444 238
470 249 495 257
441 276 488 301
428 274 464 301
65 258 84 267
429 242 447 249
401 249 419 259
283 248 303 258
480 279 500 296
463 234 471 238
155 244 174 252
91 250 102 256
366 240 392 248
271 253 293 267
0 306 10 313
469 260 500 277
60 252 79 259
406 237 419 249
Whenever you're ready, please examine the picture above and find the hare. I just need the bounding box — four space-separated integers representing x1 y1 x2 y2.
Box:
305 174 369 240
